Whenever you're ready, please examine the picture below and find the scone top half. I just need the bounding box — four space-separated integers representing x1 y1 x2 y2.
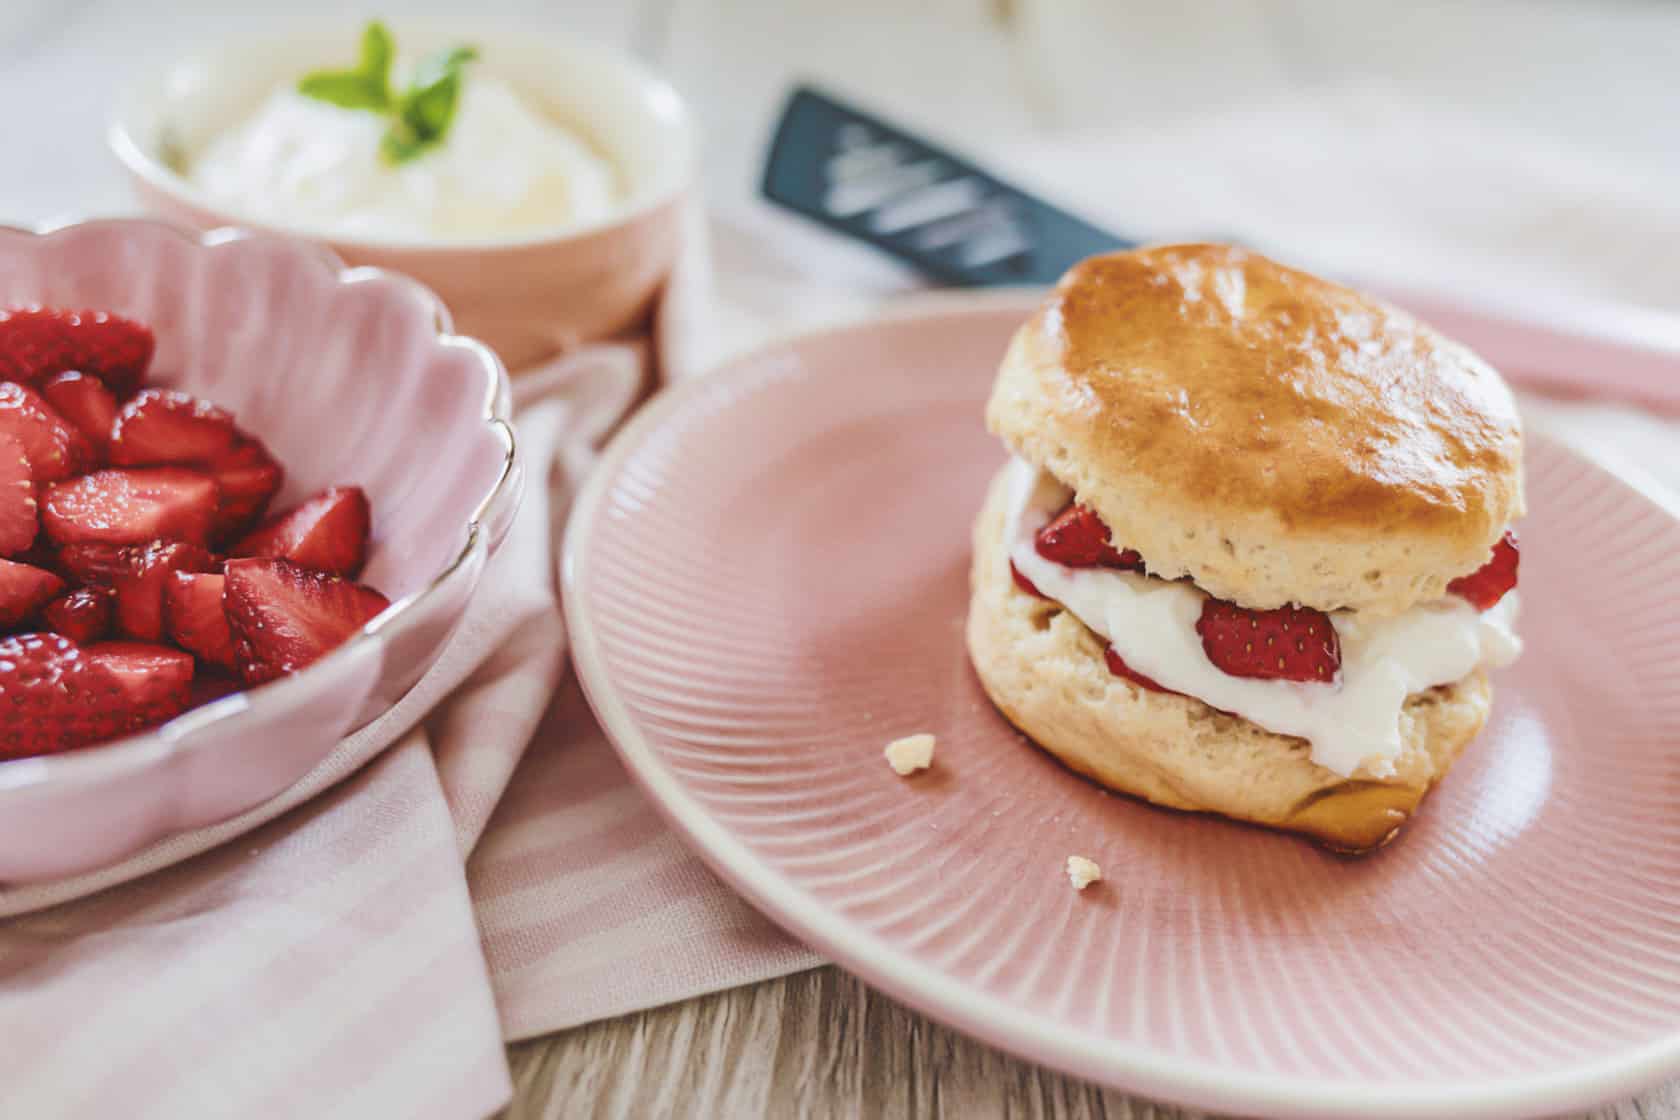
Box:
988 244 1525 617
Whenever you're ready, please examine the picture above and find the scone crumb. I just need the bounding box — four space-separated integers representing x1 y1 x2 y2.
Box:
1065 855 1102 891
884 734 936 776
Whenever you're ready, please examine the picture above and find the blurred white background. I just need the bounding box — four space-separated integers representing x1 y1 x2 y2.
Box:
3 0 1677 321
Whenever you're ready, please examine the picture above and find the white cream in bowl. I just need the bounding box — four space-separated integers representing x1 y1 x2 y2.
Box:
190 67 621 241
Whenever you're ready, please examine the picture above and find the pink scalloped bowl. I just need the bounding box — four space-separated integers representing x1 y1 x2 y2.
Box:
0 219 521 882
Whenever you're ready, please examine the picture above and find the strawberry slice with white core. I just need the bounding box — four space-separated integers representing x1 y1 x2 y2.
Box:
0 558 65 630
223 557 390 685
232 486 371 577
43 468 218 546
0 381 93 484
0 432 35 557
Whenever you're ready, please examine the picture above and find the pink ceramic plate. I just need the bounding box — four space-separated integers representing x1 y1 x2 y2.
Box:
564 294 1680 1119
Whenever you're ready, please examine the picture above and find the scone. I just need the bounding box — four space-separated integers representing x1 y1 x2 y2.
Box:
966 244 1525 852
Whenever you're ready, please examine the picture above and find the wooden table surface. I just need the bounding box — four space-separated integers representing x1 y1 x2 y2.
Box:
5 1 1678 1115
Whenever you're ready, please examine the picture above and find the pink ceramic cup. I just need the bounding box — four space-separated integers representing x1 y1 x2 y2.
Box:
110 23 697 371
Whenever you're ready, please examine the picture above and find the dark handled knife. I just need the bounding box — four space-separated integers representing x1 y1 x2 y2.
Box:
761 85 1135 287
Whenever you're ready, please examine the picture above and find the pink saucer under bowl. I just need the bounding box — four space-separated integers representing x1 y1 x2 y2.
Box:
563 294 1680 1118
0 219 520 882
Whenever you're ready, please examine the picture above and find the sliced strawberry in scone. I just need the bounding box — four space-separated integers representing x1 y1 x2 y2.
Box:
209 438 285 541
164 571 237 670
0 432 36 557
82 641 195 735
43 468 218 546
108 388 239 467
109 540 218 641
0 633 190 758
1009 560 1048 599
1034 503 1145 571
232 486 371 577
0 308 154 396
223 557 391 685
0 558 65 630
40 371 120 457
1103 645 1172 694
1447 531 1519 611
0 381 94 484
1196 599 1340 683
42 587 113 645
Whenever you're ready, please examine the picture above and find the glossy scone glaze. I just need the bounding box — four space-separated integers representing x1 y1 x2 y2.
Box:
967 468 1491 851
986 244 1525 617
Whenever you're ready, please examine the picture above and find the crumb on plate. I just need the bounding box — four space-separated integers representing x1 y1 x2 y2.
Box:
1065 855 1102 891
884 733 936 776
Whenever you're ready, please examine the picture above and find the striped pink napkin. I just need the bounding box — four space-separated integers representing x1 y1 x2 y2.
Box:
0 227 817 1118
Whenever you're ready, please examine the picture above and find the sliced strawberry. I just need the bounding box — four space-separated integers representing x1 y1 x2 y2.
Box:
0 381 93 483
57 542 136 587
0 308 154 395
223 557 391 685
1447 531 1519 611
41 587 112 645
232 486 370 577
43 468 217 546
1010 560 1048 599
1104 645 1172 694
209 438 284 540
0 633 189 758
110 540 217 641
0 432 35 557
40 371 119 457
1196 599 1340 683
164 571 236 669
1034 503 1145 571
82 641 194 732
108 388 238 467
0 633 96 757
0 558 65 630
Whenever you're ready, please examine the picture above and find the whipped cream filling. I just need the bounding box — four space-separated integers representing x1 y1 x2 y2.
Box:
1001 458 1522 778
191 72 621 240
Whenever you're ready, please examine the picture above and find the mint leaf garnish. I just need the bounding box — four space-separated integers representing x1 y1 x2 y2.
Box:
359 20 394 81
297 21 394 111
297 71 390 111
295 22 477 166
386 45 478 163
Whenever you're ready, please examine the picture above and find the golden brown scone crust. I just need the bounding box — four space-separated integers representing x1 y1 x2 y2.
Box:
966 467 1489 852
986 244 1524 616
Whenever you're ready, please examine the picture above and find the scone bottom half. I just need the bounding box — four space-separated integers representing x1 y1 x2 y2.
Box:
968 467 1493 854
